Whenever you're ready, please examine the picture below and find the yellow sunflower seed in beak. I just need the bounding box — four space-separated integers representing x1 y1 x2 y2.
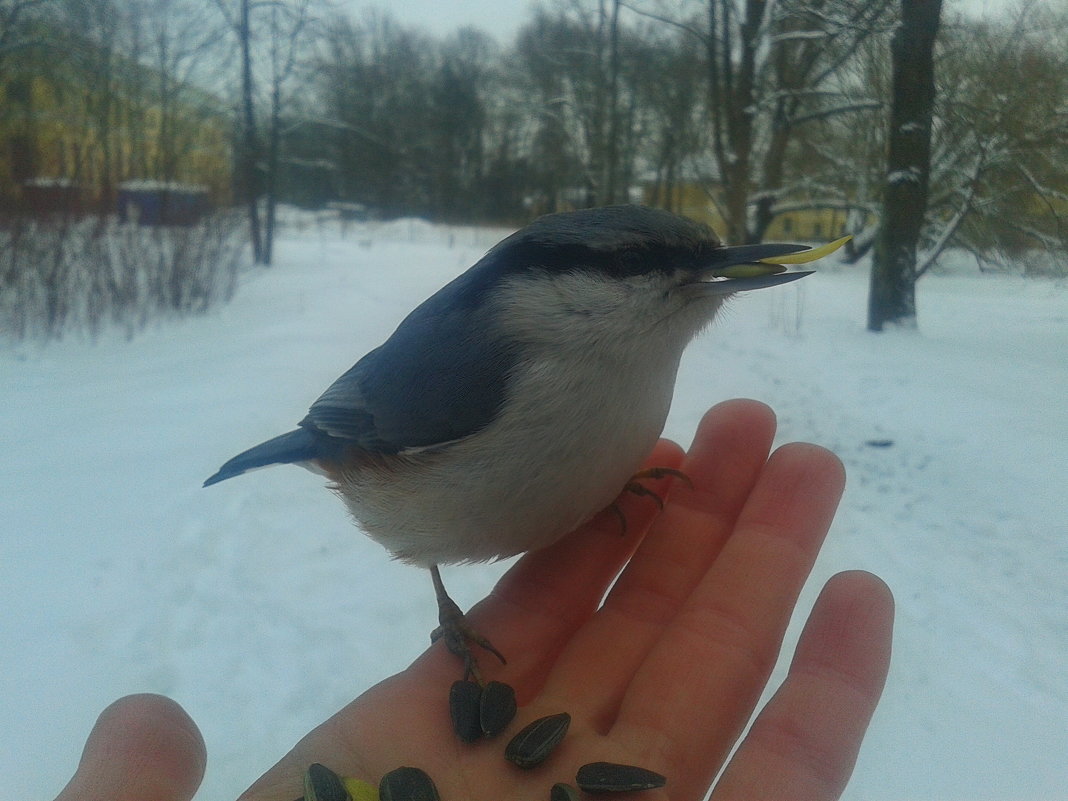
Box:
759 235 852 265
711 263 789 279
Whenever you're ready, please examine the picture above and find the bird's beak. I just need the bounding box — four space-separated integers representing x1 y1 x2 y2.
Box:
695 235 851 294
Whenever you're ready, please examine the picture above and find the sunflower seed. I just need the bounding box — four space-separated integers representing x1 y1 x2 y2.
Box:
303 763 351 801
479 680 517 737
503 712 571 768
449 679 484 742
576 762 667 793
550 782 580 801
378 766 440 801
341 777 380 801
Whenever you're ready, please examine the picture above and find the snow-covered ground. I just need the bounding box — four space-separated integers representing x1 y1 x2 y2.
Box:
2 215 1066 800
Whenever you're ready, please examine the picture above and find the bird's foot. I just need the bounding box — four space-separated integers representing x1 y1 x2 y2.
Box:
430 566 506 684
609 466 693 533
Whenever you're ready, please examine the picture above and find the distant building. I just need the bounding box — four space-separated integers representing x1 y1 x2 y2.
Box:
117 181 211 226
639 181 861 242
0 25 230 216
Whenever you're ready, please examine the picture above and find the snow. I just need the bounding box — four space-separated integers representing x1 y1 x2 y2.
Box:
20 177 81 188
2 215 1066 800
117 179 210 193
887 167 923 184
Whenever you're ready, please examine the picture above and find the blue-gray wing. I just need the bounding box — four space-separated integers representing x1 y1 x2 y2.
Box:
301 268 517 453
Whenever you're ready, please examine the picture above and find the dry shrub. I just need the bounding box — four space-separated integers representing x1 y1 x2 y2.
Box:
0 211 246 340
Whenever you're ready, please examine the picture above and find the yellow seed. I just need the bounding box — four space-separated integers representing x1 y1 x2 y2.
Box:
759 235 852 265
342 777 380 801
711 263 787 278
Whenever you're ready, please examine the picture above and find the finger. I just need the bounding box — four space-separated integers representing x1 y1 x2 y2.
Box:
54 694 205 801
713 571 895 801
612 443 846 799
537 399 778 723
411 437 686 694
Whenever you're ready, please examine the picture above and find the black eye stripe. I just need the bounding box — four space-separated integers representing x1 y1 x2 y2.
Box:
494 241 715 279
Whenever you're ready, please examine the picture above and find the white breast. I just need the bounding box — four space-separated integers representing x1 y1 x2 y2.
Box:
332 268 720 566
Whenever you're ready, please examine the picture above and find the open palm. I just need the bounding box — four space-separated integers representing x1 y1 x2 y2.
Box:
57 400 893 801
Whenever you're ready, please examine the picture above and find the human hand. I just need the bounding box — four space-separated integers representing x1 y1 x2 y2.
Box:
54 399 893 801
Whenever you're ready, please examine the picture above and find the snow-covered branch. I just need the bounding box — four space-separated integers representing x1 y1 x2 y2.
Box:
790 99 883 126
769 197 879 216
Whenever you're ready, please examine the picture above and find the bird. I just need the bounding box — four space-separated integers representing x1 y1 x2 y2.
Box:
204 204 846 680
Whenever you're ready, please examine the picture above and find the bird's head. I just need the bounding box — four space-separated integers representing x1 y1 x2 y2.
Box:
474 205 846 351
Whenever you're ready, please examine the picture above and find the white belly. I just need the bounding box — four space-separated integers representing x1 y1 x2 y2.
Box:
332 350 681 566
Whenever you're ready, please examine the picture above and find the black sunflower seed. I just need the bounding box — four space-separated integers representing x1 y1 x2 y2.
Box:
303 763 351 801
449 679 484 742
479 680 517 737
576 761 667 793
379 766 440 801
503 712 571 768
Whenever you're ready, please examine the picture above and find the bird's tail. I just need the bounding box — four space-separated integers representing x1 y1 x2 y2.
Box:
203 428 322 487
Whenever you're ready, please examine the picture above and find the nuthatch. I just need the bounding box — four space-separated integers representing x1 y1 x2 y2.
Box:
205 204 846 677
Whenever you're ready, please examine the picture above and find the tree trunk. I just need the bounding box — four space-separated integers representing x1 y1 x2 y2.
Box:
706 0 765 244
239 0 264 264
868 0 942 331
263 72 280 266
604 0 621 205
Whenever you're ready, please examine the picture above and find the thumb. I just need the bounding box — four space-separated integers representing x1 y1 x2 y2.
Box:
55 694 206 801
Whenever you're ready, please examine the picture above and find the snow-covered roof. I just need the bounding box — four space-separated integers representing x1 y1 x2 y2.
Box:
117 180 209 193
22 177 82 188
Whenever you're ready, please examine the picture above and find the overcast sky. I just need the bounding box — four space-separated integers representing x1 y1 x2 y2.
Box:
337 0 1027 44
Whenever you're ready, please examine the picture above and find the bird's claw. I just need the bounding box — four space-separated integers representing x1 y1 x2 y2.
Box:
630 465 694 489
610 466 693 534
431 571 506 684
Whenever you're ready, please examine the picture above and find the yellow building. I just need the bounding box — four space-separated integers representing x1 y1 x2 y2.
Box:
642 181 858 242
1 36 231 212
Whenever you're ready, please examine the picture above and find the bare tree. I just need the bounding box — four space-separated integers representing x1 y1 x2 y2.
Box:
514 3 658 210
513 11 579 211
627 0 894 243
262 0 312 263
213 0 314 264
867 0 942 330
0 0 52 74
315 11 435 215
637 28 704 212
800 5 1067 275
114 0 228 192
922 8 1068 274
211 0 265 261
429 28 497 219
